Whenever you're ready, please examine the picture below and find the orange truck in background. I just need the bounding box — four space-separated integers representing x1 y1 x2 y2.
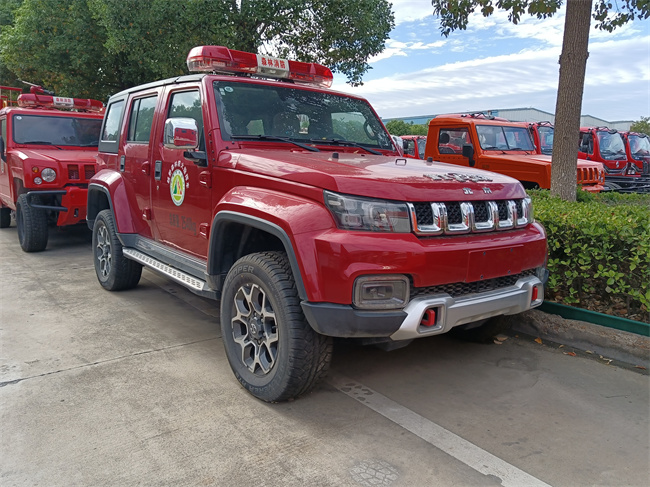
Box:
424 113 605 192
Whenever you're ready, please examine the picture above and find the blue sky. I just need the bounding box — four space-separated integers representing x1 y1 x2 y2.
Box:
331 1 650 123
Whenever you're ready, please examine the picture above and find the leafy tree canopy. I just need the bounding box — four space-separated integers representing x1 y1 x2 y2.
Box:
1 0 394 100
385 119 428 136
630 116 650 136
431 0 648 37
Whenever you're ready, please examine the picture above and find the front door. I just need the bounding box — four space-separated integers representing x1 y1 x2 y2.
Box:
150 88 212 259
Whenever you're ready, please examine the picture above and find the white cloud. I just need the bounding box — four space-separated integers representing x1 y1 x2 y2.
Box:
333 35 649 121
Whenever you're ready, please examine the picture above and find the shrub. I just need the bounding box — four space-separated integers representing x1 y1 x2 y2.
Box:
530 190 650 323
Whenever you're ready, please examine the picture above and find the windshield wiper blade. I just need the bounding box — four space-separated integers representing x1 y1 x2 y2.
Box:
231 135 319 152
308 138 382 155
24 141 63 149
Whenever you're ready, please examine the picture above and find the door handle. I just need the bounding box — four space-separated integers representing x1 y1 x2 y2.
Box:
154 160 162 180
199 171 211 188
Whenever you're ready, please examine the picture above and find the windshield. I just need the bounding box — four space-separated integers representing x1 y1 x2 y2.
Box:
214 80 393 150
12 114 102 146
476 125 535 151
537 126 554 155
628 134 650 160
596 131 626 160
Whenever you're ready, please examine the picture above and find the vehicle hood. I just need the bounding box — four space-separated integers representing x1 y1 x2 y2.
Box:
219 149 526 201
482 152 602 170
13 148 99 167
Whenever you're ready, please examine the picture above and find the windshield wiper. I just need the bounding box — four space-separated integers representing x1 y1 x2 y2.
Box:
309 138 382 155
23 141 63 149
231 135 319 152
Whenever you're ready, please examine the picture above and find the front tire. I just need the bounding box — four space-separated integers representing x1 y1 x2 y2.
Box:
220 251 332 402
16 194 48 252
92 209 142 291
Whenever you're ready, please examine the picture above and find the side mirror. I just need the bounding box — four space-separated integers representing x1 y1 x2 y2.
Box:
164 118 199 150
462 144 475 167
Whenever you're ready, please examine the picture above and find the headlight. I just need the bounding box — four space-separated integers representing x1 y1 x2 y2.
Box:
324 191 411 232
41 168 57 182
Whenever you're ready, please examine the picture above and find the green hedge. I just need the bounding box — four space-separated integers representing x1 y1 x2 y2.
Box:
529 190 650 323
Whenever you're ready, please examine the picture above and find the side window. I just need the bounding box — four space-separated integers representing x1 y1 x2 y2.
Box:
417 139 426 159
168 90 203 149
438 128 468 154
127 96 157 143
579 133 592 154
404 139 416 156
101 101 124 142
1 118 6 161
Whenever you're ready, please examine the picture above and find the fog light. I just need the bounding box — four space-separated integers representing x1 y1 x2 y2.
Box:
34 177 43 185
353 275 409 310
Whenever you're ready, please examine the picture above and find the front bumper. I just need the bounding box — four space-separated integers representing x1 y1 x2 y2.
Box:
302 273 545 341
25 186 88 226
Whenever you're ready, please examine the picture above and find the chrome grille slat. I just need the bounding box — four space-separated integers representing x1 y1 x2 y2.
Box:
409 197 531 235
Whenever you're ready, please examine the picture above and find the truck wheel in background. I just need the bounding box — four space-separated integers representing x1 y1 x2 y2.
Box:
16 194 48 252
0 207 11 228
449 315 514 343
92 209 142 291
220 251 332 402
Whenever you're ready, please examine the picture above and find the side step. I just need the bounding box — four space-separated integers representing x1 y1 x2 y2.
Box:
123 248 217 299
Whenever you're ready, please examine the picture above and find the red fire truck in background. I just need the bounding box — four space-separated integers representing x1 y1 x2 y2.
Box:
0 84 104 251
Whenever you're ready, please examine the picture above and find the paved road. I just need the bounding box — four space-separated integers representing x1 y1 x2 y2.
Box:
1 223 648 487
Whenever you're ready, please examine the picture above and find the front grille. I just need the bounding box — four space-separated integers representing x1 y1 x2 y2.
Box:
409 197 532 235
578 167 599 183
84 165 95 180
411 268 537 299
68 165 80 180
446 202 462 224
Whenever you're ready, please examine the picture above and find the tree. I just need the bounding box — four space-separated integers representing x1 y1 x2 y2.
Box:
0 0 394 100
385 119 428 136
0 0 22 88
431 0 649 201
630 116 650 136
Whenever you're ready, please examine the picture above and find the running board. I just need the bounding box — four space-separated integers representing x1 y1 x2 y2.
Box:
123 248 217 299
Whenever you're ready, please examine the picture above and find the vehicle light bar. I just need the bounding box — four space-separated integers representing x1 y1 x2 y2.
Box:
186 45 333 88
17 94 105 112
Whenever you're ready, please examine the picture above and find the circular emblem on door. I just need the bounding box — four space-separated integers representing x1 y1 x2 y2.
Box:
170 169 186 206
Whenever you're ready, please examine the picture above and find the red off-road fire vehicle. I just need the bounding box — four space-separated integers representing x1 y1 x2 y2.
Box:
87 46 548 402
524 123 649 193
401 135 427 159
424 113 605 192
579 127 650 192
0 85 104 251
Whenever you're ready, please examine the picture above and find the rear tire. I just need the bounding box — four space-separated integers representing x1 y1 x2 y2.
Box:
92 209 142 291
0 207 11 228
16 194 48 252
220 251 332 402
449 315 514 343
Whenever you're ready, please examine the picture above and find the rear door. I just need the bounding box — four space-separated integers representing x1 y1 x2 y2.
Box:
150 86 212 259
121 91 161 239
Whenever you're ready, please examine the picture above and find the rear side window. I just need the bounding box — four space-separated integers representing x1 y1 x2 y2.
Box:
127 96 157 143
99 100 125 153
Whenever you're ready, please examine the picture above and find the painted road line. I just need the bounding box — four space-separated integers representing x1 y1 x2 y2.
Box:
329 372 552 487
